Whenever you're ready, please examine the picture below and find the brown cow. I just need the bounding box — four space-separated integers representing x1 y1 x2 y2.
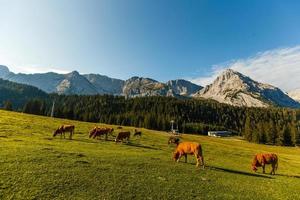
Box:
173 142 204 168
168 136 180 145
89 127 114 140
53 125 75 140
115 131 130 143
252 153 278 175
133 129 142 137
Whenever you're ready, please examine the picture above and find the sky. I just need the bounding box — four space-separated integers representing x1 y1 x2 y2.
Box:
0 0 300 91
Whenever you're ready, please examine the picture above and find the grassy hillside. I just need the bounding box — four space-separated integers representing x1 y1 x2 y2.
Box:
0 110 300 200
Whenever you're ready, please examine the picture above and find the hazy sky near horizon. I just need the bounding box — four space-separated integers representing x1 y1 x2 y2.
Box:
1 0 300 90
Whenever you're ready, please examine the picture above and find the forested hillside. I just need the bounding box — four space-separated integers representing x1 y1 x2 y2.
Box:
21 95 300 146
0 79 48 109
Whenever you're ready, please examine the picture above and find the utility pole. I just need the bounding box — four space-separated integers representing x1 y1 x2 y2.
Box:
51 101 55 117
170 120 174 133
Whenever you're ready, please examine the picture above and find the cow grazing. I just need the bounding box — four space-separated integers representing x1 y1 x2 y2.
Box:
89 127 98 138
115 131 130 143
89 127 114 140
133 129 142 137
168 136 180 146
252 153 278 175
173 142 204 168
53 125 75 140
117 126 123 129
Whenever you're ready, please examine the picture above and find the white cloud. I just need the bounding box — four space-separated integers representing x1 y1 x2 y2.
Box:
191 45 300 92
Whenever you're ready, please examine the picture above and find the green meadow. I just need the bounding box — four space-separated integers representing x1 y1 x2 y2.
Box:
0 110 300 200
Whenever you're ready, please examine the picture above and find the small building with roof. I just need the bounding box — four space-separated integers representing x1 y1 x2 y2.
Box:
208 131 232 137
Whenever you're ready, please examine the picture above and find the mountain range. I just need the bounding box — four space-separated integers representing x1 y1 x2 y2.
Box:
0 65 202 97
0 65 299 108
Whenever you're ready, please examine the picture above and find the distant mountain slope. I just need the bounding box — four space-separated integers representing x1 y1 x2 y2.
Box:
0 78 49 109
0 66 111 94
5 72 65 93
193 69 300 108
56 71 98 95
84 74 124 95
167 79 202 96
122 77 176 98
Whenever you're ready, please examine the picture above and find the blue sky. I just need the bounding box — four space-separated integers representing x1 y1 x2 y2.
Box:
1 0 300 90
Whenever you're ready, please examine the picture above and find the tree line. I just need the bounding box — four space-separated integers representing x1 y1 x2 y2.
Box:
15 94 300 146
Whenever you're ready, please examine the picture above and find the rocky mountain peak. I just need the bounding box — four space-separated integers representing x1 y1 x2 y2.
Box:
194 69 300 108
0 65 10 78
288 88 300 102
66 70 81 78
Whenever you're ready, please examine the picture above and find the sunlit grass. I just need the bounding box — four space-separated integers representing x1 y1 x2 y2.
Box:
0 110 300 199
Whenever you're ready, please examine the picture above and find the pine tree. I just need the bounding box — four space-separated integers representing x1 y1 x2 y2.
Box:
3 100 13 111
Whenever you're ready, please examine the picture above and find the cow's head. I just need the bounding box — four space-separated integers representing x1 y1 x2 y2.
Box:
168 137 180 145
89 128 97 138
252 165 258 172
53 128 61 137
251 157 259 172
173 151 180 161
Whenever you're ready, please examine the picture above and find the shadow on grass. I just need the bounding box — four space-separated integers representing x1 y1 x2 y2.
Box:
71 138 106 144
207 165 274 179
125 142 161 151
276 174 300 179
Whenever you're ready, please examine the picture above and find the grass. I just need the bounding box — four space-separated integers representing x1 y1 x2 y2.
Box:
0 110 300 200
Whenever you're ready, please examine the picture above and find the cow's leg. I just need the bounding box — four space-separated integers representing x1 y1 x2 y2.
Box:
200 156 205 169
271 163 275 175
184 154 187 163
105 133 108 141
194 154 200 167
177 153 182 163
262 164 266 174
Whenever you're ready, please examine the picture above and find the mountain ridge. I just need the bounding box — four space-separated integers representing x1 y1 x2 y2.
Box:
0 65 201 98
193 69 300 108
